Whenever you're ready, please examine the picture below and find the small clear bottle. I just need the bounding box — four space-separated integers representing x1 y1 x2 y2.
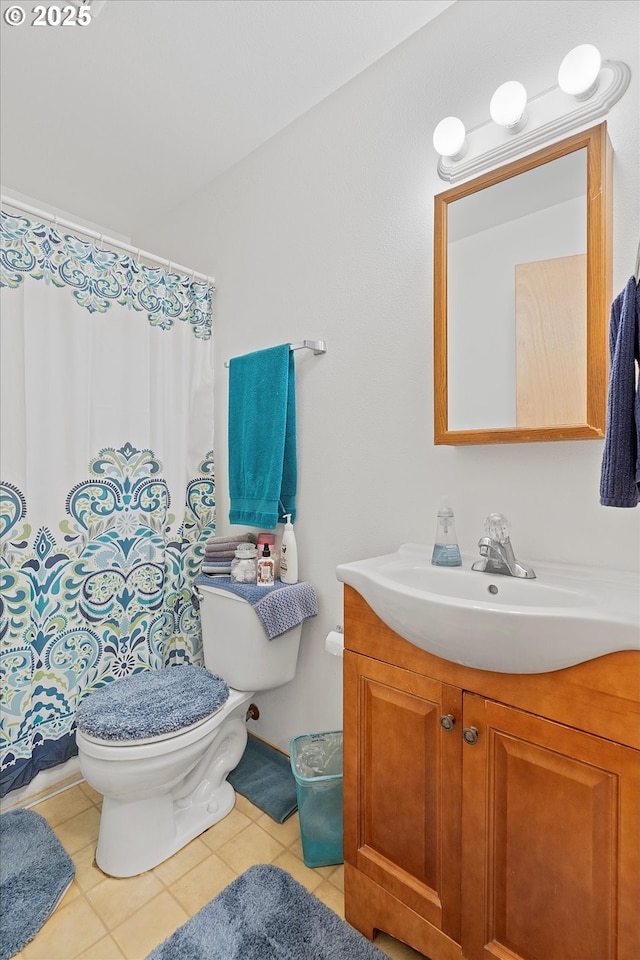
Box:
230 542 258 583
431 503 462 567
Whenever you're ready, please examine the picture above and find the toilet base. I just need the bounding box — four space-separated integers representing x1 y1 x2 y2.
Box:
93 715 248 877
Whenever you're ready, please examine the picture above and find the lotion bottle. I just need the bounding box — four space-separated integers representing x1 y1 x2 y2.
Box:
280 514 298 584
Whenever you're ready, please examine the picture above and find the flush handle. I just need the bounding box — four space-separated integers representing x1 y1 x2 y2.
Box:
463 726 479 745
439 714 456 731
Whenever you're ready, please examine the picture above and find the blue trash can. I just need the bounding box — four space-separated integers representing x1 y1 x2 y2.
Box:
290 730 343 868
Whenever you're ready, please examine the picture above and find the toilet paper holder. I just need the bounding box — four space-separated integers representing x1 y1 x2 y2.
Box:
325 626 344 657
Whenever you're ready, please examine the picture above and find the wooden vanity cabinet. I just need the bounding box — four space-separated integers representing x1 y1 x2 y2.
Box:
343 655 463 945
343 586 640 960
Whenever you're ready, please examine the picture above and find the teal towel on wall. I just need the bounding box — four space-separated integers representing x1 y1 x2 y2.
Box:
228 344 297 528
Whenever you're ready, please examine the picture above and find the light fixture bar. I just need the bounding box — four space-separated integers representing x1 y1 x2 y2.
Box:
437 59 630 183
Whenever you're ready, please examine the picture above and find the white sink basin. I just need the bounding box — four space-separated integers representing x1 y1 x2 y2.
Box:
336 543 639 673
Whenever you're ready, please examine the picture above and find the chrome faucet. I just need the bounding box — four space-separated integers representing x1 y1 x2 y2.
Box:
471 513 536 579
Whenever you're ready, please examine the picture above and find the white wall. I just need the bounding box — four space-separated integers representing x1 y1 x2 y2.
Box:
135 0 640 752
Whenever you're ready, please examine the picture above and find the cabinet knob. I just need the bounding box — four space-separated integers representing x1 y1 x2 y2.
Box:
439 714 456 731
463 726 479 745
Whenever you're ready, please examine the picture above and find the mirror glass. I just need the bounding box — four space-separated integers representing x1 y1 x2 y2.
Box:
434 123 611 445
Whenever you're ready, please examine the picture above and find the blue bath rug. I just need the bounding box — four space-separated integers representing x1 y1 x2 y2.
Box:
228 735 298 823
146 863 386 959
0 808 75 960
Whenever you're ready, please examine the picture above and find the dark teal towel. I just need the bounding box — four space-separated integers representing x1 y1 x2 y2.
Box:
228 344 297 528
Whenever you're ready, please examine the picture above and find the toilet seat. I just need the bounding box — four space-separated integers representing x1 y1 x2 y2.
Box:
77 707 220 748
76 665 229 743
76 687 251 760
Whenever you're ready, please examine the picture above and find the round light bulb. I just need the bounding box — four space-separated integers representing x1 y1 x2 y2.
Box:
432 117 467 161
558 44 602 99
489 81 528 131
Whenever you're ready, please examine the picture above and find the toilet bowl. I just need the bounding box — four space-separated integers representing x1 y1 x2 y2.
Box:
76 583 303 877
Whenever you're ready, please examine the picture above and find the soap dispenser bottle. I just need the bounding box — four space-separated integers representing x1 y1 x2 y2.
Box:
280 514 298 584
431 502 462 567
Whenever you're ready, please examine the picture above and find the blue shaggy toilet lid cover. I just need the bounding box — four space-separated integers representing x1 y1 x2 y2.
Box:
76 666 230 741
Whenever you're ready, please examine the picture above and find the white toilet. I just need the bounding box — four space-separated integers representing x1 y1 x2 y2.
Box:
76 583 302 878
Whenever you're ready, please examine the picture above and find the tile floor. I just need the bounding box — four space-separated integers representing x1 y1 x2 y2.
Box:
13 782 427 960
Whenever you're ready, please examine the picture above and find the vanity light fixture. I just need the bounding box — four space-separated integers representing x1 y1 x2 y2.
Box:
489 81 528 132
434 44 630 183
558 44 602 99
432 117 468 160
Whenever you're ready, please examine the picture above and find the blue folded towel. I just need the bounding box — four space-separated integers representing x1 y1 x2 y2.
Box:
228 344 297 528
201 559 232 575
600 277 640 508
194 575 317 640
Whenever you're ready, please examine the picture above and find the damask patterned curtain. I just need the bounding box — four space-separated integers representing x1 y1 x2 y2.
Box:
0 211 216 797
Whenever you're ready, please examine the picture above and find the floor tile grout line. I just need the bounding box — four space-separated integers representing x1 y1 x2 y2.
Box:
108 887 189 959
69 891 112 960
27 794 364 960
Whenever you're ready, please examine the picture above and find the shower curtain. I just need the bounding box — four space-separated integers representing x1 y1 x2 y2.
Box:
0 211 216 797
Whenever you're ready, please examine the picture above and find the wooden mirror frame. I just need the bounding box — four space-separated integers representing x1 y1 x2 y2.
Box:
434 122 612 445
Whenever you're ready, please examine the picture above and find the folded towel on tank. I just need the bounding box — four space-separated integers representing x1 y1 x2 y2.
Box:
193 575 317 640
204 534 257 561
205 533 256 548
201 560 233 574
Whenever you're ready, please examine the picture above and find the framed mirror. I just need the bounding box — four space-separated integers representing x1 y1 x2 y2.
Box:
434 122 612 445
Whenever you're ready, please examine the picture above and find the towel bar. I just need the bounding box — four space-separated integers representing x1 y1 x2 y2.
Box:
224 340 327 368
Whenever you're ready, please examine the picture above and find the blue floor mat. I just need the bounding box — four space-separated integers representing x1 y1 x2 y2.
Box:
146 864 387 959
0 808 76 959
228 735 298 823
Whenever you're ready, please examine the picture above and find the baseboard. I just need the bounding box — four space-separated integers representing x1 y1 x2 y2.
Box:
0 757 84 812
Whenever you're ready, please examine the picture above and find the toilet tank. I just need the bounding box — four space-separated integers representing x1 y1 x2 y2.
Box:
196 583 302 692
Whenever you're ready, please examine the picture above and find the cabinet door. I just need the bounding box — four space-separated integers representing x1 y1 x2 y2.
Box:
344 652 463 941
462 694 640 960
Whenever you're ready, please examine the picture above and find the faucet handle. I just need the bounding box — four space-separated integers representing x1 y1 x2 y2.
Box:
485 513 510 543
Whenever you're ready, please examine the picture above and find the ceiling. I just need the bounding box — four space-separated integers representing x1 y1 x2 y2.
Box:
1 0 455 238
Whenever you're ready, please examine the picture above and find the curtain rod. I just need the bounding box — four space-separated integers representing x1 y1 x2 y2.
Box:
0 194 216 287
